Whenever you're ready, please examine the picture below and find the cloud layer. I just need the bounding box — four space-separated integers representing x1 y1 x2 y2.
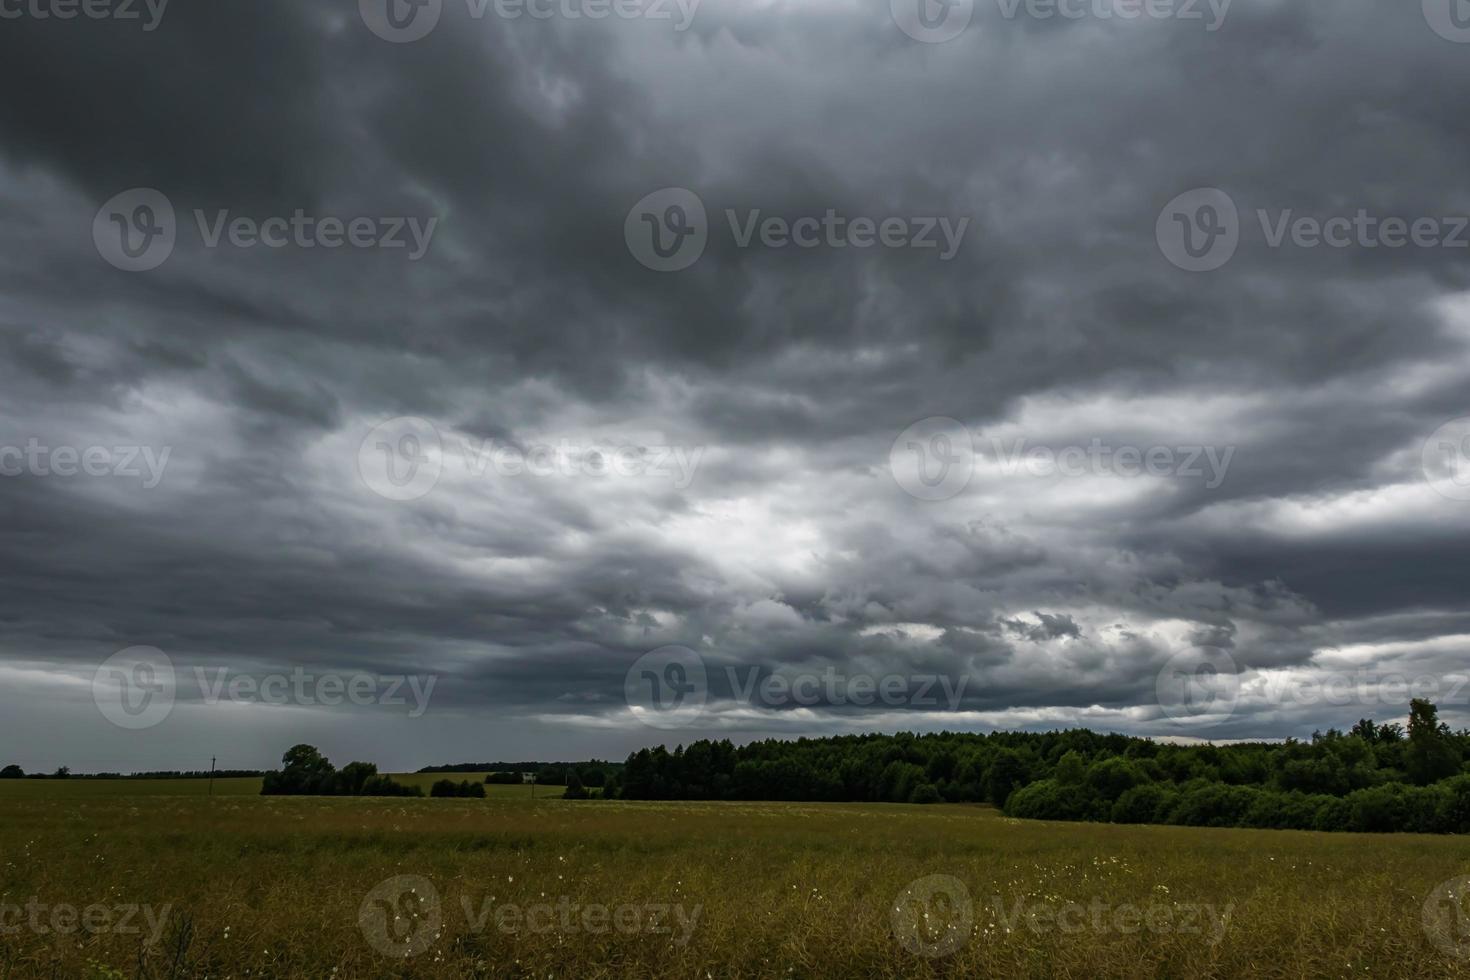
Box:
1 0 1468 770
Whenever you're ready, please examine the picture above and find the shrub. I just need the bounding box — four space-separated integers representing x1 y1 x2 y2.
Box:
1435 775 1470 833
1166 783 1259 827
1086 757 1146 802
1311 796 1351 832
361 775 423 797
1006 779 1099 821
909 783 941 804
431 779 485 798
1112 784 1169 824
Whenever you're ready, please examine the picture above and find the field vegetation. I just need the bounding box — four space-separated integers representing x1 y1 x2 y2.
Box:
2 782 1470 977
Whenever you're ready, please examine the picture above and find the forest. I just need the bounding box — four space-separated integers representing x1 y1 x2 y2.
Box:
616 700 1470 833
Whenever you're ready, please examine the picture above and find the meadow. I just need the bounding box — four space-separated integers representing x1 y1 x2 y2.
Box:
0 775 563 799
2 780 1469 978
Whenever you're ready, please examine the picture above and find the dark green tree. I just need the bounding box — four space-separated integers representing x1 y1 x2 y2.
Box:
1406 699 1459 785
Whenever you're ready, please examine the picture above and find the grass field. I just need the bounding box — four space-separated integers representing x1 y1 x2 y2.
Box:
3 782 1470 978
0 775 564 799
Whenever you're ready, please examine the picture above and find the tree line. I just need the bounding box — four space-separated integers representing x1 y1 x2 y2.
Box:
615 700 1470 833
0 766 266 780
260 745 423 797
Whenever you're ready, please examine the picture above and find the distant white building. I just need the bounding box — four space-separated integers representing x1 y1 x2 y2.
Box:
521 772 535 783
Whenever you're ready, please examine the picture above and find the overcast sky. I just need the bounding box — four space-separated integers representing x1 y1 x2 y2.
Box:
1 0 1469 773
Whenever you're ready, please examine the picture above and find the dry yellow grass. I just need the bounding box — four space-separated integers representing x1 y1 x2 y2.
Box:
1 788 1469 978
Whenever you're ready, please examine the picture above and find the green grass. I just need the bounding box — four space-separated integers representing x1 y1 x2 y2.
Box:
0 775 564 799
1 782 1468 978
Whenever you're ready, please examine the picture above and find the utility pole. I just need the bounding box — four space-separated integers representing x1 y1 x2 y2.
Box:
208 756 216 797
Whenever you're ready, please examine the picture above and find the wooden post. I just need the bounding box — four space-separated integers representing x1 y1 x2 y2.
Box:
208 756 216 797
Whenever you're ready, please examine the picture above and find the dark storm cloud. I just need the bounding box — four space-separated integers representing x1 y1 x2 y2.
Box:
1 0 1468 770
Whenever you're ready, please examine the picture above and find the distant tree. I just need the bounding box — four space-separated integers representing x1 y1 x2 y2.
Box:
1054 751 1086 785
431 778 485 798
53 766 70 779
263 744 336 795
361 774 423 797
909 783 941 805
564 771 589 800
986 749 1031 807
1406 699 1459 785
0 765 22 779
1085 757 1146 802
337 761 379 796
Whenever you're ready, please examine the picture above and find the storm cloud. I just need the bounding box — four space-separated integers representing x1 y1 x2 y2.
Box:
1 0 1468 771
